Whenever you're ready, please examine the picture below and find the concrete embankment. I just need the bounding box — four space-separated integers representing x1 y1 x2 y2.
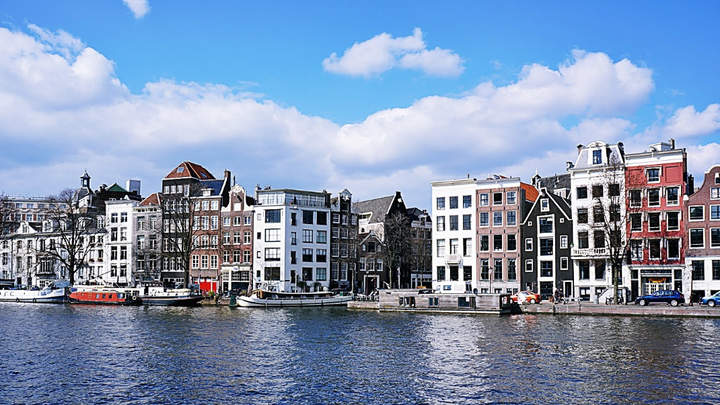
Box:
520 302 720 318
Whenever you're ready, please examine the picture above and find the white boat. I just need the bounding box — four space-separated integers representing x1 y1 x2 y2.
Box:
139 287 204 306
0 284 67 303
232 289 353 308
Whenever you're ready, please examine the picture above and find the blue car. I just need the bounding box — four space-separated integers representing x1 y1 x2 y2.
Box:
701 292 720 307
635 290 685 307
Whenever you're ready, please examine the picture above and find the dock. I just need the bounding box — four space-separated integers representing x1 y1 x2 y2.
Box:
519 301 720 318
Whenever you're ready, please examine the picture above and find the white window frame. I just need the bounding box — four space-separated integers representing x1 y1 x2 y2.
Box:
689 228 705 249
689 205 705 222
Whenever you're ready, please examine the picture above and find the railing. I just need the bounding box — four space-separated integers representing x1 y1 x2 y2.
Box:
445 254 462 265
572 247 609 257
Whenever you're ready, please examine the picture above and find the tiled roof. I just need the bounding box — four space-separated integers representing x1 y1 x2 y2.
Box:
521 183 539 202
536 174 571 191
164 161 216 180
354 195 395 224
196 179 224 196
140 193 161 206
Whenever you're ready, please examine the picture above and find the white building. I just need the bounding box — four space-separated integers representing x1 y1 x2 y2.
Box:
252 188 331 292
101 198 137 286
568 141 630 302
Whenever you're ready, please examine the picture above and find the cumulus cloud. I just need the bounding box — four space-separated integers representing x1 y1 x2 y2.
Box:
1 24 719 208
322 28 464 78
123 0 150 19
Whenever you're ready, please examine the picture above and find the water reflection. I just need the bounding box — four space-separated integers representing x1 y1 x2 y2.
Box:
2 304 720 404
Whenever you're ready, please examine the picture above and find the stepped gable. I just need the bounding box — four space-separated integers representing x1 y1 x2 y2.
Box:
164 161 215 180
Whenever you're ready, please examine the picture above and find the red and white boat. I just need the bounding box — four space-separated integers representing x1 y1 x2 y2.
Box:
68 286 141 306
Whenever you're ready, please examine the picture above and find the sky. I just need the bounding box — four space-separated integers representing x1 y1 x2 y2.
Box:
1 1 720 209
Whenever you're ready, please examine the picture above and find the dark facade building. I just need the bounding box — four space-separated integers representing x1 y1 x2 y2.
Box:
330 189 357 290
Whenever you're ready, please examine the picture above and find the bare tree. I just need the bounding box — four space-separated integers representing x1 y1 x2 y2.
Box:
42 188 103 286
591 156 643 304
384 211 413 288
0 193 17 238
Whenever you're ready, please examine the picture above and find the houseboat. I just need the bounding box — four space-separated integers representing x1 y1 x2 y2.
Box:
231 289 353 308
0 283 67 303
138 287 204 306
350 289 513 315
68 287 141 305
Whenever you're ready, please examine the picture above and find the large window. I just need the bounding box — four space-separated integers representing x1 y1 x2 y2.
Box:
629 190 642 208
648 189 660 207
578 260 590 280
265 228 280 242
265 209 281 223
666 187 679 205
507 191 517 205
667 212 680 231
494 259 503 281
692 261 705 281
463 195 472 208
647 168 660 182
690 206 705 221
577 208 588 224
594 230 605 248
539 217 553 233
302 229 313 243
436 197 445 210
541 261 552 277
265 248 280 261
493 212 503 227
316 249 327 262
648 213 661 231
493 235 503 251
592 185 603 198
481 260 490 280
648 239 661 260
316 230 327 243
630 240 643 260
507 211 517 226
507 234 517 251
463 214 471 230
302 248 313 262
316 212 327 225
593 205 604 223
449 215 458 231
690 229 704 248
592 150 602 164
302 210 314 224
578 232 589 249
712 229 720 248
594 260 605 280
479 212 489 227
449 196 458 209
436 240 446 257
493 193 503 205
479 194 489 206
576 187 588 199
265 267 280 281
631 214 642 231
508 259 517 281
480 235 489 251
711 205 720 220
437 216 445 231
667 239 680 259
540 238 553 256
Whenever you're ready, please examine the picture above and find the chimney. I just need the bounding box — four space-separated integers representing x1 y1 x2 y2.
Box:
670 138 676 149
687 175 694 196
224 169 230 179
577 144 583 155
566 161 574 171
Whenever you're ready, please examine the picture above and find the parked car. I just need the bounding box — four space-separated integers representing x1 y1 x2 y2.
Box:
635 290 685 307
701 292 720 307
511 291 542 304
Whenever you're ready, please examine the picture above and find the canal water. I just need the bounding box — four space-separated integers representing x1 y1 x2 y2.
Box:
1 304 719 405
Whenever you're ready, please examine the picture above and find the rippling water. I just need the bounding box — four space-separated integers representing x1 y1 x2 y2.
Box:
1 303 719 404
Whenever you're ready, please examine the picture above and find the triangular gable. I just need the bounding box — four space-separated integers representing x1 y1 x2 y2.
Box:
106 183 127 193
164 161 216 180
520 188 571 225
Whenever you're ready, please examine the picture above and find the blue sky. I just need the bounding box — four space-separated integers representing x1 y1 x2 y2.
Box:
1 1 719 208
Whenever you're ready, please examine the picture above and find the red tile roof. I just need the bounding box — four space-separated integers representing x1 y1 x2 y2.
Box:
140 192 161 206
521 182 539 202
164 161 215 180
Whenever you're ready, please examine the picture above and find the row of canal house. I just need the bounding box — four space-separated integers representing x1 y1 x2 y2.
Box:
432 139 720 302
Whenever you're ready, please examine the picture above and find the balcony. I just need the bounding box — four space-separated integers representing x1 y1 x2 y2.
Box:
445 254 462 265
572 247 609 257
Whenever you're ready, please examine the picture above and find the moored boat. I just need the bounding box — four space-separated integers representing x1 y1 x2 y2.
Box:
139 288 205 306
231 289 352 308
0 283 67 304
68 287 141 305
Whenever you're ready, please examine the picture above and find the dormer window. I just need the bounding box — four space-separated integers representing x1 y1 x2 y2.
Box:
177 167 185 173
592 150 602 165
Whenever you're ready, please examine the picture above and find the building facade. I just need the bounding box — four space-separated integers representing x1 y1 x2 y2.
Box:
685 165 720 300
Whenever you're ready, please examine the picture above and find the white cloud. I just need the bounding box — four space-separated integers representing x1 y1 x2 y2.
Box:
1 24 719 210
687 143 720 180
663 104 720 138
123 0 150 19
322 28 464 77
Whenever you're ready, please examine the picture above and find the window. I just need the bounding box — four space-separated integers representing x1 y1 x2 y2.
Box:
436 197 445 210
463 214 471 230
480 235 489 251
578 232 589 249
525 238 533 251
437 216 445 231
609 184 620 197
493 211 503 227
629 190 642 208
265 267 281 281
192 255 199 269
667 187 679 205
265 229 281 242
714 260 720 280
577 208 588 224
595 260 606 280
230 216 238 226
316 230 327 243
592 185 603 198
291 212 297 226
592 149 602 164
631 214 642 232
692 261 705 281
609 204 620 222
539 217 553 233
541 261 553 277
647 168 660 182
493 234 503 251
594 230 605 248
449 239 459 254
689 206 704 221
449 266 459 281
690 229 704 248
316 249 327 262
463 195 472 208
449 215 458 231
540 199 549 212
593 205 604 223
265 209 281 223
201 255 208 269
667 239 680 259
316 268 327 281
507 191 517 205
576 187 588 199
648 240 661 260
508 259 517 281
506 211 517 226
648 189 660 207
712 229 720 248
507 234 517 251
561 257 569 270
479 212 489 227
244 231 251 244
449 196 458 209
540 239 553 256
630 240 643 260
494 259 503 281
560 235 568 249
525 260 533 273
302 229 313 243
578 260 590 280
463 238 472 257
265 248 281 261
317 212 327 225
648 213 661 231
437 267 446 281
436 240 446 257
303 210 314 224
711 206 720 220
480 260 490 280
479 194 489 206
302 248 313 262
493 193 503 205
